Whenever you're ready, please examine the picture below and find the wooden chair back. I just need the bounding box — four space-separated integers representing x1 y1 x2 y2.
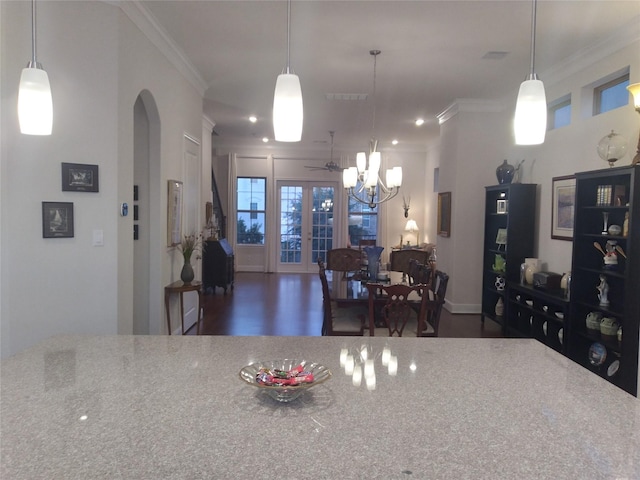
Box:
326 248 361 273
423 270 449 337
366 283 429 337
389 249 430 275
318 259 365 336
408 259 432 286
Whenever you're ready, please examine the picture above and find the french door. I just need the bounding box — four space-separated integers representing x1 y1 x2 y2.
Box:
277 181 337 272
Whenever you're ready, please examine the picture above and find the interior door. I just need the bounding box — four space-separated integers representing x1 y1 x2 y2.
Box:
278 181 336 273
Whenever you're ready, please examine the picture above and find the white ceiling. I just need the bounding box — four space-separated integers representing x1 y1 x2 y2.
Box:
138 0 640 155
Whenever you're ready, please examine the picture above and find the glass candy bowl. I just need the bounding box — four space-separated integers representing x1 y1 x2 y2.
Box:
239 359 332 402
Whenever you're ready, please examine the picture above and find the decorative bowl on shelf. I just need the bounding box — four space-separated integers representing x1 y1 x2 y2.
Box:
608 224 622 236
588 342 607 366
600 317 619 337
586 311 602 332
239 359 332 403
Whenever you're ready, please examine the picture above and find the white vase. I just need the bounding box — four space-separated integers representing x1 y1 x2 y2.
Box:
524 258 541 285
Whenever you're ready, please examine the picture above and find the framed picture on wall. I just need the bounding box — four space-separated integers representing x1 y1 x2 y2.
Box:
167 180 183 246
551 175 576 241
42 202 74 238
437 191 451 237
61 163 99 192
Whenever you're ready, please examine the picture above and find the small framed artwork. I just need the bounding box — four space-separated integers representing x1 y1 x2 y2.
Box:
61 163 99 192
42 202 74 238
496 199 508 214
167 180 183 246
495 228 507 247
552 175 576 241
133 185 139 201
437 191 451 237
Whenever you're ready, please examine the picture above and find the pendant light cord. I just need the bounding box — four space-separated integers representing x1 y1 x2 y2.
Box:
30 0 38 67
528 0 537 77
370 50 380 151
286 0 291 74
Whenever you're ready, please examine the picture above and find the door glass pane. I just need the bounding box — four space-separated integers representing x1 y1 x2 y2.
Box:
280 186 302 264
312 186 334 264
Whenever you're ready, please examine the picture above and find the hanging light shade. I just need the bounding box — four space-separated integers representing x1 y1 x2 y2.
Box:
18 0 52 136
273 72 303 142
273 0 302 142
514 0 546 145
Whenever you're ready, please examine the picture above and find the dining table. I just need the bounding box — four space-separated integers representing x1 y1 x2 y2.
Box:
1 334 638 479
326 269 426 333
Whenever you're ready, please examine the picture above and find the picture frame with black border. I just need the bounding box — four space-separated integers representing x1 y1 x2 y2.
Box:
437 191 451 237
61 163 99 192
551 175 576 241
42 202 74 238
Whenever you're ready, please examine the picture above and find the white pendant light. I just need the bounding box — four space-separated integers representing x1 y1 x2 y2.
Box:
273 0 303 142
18 0 52 136
514 0 546 145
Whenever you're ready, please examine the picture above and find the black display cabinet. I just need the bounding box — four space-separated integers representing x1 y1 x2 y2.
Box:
569 165 639 396
481 184 536 332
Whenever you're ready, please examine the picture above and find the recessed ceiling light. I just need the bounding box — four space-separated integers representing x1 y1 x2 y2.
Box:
392 139 399 145
262 137 269 143
249 115 257 123
415 118 425 126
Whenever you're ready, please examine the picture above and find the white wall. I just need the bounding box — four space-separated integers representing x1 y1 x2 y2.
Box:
437 28 639 314
1 1 206 357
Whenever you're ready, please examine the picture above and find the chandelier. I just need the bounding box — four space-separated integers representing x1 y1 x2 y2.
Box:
343 50 402 209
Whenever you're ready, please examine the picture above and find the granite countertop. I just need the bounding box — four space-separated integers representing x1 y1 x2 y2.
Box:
1 335 639 479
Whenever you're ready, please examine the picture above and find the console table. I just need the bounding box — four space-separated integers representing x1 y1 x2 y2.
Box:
164 280 203 334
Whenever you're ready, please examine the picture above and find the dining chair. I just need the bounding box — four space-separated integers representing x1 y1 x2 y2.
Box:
318 260 367 336
389 249 430 282
420 270 449 337
408 258 432 286
326 248 362 278
366 283 429 337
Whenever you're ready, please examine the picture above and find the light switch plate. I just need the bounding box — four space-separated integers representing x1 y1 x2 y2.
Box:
92 229 104 246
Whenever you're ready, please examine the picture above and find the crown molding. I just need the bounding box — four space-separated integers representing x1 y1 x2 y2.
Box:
437 99 505 125
202 115 216 133
116 1 208 96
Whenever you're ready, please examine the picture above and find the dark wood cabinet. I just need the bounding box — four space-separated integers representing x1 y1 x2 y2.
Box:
481 184 536 332
506 283 570 355
203 239 234 294
569 165 639 396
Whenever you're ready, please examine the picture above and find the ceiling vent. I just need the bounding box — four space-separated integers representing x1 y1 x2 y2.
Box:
482 51 510 60
325 93 368 101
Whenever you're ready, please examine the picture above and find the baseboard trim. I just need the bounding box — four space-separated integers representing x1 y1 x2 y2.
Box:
444 300 481 315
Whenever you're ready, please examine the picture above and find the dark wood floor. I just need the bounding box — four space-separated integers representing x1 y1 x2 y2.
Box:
190 272 504 338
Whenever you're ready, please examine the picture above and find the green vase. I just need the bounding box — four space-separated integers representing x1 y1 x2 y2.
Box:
181 262 194 284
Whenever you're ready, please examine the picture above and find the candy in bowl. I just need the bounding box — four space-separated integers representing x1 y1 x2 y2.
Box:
239 359 331 402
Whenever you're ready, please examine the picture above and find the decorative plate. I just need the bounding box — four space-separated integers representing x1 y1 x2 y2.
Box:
239 359 332 403
588 343 607 367
607 360 620 377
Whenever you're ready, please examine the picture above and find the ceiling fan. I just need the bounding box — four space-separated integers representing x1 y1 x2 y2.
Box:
305 131 344 172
